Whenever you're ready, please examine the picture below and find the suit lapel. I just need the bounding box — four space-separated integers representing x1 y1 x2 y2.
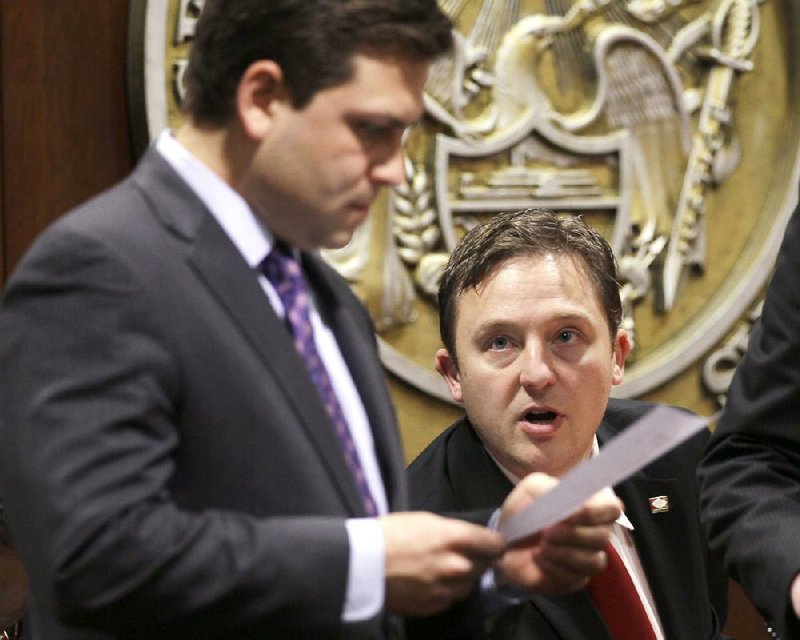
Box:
303 254 407 510
600 422 694 640
445 418 512 510
134 151 369 516
191 221 370 515
526 593 612 640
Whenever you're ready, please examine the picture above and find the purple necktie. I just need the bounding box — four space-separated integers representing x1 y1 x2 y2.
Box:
261 243 378 517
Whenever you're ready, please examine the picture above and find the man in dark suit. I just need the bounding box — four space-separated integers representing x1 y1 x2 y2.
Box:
0 2 623 639
699 184 800 640
408 209 728 639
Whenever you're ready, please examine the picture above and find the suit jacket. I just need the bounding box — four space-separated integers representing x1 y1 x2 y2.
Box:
699 183 800 640
0 502 12 547
407 398 728 640
0 149 407 640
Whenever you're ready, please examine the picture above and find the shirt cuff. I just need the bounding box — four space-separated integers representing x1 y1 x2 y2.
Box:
481 508 529 612
343 518 385 622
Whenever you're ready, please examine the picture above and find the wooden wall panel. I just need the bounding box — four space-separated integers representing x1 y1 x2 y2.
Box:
0 0 133 283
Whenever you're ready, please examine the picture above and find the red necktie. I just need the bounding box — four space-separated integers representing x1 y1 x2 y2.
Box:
587 542 658 640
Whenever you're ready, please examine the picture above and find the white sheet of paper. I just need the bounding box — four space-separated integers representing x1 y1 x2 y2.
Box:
498 406 711 542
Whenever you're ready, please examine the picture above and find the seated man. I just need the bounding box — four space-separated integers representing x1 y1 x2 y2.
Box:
408 209 728 640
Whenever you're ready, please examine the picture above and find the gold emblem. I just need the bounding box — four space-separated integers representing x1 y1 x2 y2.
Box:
128 1 800 450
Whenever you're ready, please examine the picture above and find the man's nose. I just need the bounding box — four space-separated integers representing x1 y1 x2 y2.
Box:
519 344 556 391
369 145 406 187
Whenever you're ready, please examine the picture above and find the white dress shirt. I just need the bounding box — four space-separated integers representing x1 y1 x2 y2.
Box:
155 130 387 622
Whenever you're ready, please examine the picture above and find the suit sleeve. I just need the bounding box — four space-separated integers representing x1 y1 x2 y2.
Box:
698 186 800 640
0 223 354 639
0 503 12 548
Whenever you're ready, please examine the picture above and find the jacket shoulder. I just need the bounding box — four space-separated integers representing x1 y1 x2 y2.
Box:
406 420 465 511
602 398 709 468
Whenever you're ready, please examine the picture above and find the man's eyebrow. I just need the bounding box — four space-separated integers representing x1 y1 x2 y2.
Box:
349 110 422 128
472 319 516 338
471 312 594 336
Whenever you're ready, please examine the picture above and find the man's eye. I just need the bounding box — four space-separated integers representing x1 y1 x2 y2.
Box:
357 122 380 135
555 330 574 344
354 121 390 140
489 336 510 350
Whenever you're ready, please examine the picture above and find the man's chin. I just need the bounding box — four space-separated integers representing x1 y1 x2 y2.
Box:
321 232 356 252
321 220 366 251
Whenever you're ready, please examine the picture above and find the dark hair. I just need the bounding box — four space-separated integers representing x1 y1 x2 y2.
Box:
182 0 453 125
438 209 623 364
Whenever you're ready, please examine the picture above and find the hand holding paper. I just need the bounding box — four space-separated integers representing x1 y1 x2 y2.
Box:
494 473 621 595
500 405 710 542
493 406 710 594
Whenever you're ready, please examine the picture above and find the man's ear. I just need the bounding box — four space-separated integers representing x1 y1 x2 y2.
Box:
434 348 464 404
236 60 287 140
611 329 632 386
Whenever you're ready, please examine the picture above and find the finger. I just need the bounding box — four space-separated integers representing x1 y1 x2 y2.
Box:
400 562 482 616
532 557 596 594
409 579 474 616
510 472 558 504
498 472 558 527
444 520 505 561
566 497 622 527
433 550 491 583
523 545 610 595
536 542 609 576
540 521 615 549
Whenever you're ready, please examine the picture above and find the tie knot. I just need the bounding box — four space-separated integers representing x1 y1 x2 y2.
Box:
262 242 305 297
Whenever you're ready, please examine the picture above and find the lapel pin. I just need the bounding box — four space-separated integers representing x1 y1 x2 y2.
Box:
649 495 670 514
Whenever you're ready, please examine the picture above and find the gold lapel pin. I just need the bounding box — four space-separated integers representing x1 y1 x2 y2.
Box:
649 495 669 513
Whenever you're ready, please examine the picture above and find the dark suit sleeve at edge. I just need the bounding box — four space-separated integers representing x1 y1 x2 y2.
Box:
699 188 800 640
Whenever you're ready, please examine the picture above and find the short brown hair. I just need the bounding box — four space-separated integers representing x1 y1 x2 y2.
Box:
182 0 453 126
438 209 623 364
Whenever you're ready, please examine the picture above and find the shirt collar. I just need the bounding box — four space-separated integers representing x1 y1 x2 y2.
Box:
155 130 275 267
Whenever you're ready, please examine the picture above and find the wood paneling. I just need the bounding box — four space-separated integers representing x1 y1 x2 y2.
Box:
0 0 132 283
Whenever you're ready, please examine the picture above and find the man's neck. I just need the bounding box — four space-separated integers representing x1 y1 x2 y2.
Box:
174 120 250 189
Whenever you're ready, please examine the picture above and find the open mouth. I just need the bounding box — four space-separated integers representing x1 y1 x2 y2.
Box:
524 411 558 424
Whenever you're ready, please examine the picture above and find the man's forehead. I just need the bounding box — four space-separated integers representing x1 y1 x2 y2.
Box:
455 253 609 322
323 54 427 120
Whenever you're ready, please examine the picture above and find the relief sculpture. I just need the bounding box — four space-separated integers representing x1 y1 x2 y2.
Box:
322 0 795 408
132 0 800 419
